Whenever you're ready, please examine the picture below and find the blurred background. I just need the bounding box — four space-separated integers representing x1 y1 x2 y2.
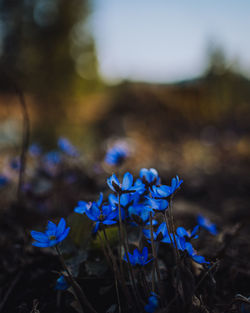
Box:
0 0 250 217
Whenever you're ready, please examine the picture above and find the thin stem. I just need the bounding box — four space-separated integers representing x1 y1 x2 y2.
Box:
118 193 141 311
102 229 123 313
97 232 112 269
102 228 134 310
115 276 122 313
149 213 156 293
167 199 180 262
142 268 151 297
150 213 161 283
55 245 97 313
164 211 178 265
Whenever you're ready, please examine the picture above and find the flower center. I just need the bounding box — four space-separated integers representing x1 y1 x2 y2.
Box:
49 235 57 240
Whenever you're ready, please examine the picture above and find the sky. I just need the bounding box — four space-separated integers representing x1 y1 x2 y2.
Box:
91 0 250 83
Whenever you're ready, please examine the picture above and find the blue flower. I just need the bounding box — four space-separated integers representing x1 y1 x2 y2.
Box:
0 174 8 188
74 193 117 233
133 178 146 194
58 137 79 157
107 172 136 194
143 222 169 242
184 242 210 264
123 247 152 266
29 143 42 157
144 292 159 313
44 151 61 165
105 142 129 166
171 175 183 193
146 197 169 211
139 168 160 186
74 193 103 215
174 232 209 264
176 225 199 240
151 175 183 199
197 215 218 235
55 275 69 290
109 192 140 209
86 204 118 233
128 203 153 226
74 200 92 214
30 218 70 247
10 157 20 170
108 193 139 221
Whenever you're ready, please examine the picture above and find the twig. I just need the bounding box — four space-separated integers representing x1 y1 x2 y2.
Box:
194 261 219 293
15 87 30 202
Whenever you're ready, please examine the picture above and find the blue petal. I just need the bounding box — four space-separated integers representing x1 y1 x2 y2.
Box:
107 174 119 192
157 222 168 237
55 275 69 290
144 304 155 313
74 201 89 214
102 220 117 225
139 168 148 179
141 209 150 222
97 193 103 207
32 240 50 247
171 177 177 191
133 179 145 194
133 248 140 259
156 185 172 197
57 227 70 243
142 247 148 259
107 210 118 220
122 172 133 190
109 193 118 206
149 168 158 179
85 209 99 221
177 227 189 238
56 218 66 237
120 194 129 207
107 179 115 192
209 225 218 235
30 231 49 242
143 229 152 240
192 254 209 264
159 199 168 210
102 204 112 216
90 204 101 218
191 225 199 237
46 221 57 236
111 173 120 185
161 234 171 243
185 242 195 255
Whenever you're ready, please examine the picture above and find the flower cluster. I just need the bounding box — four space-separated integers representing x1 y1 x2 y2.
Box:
74 169 213 266
30 166 218 313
